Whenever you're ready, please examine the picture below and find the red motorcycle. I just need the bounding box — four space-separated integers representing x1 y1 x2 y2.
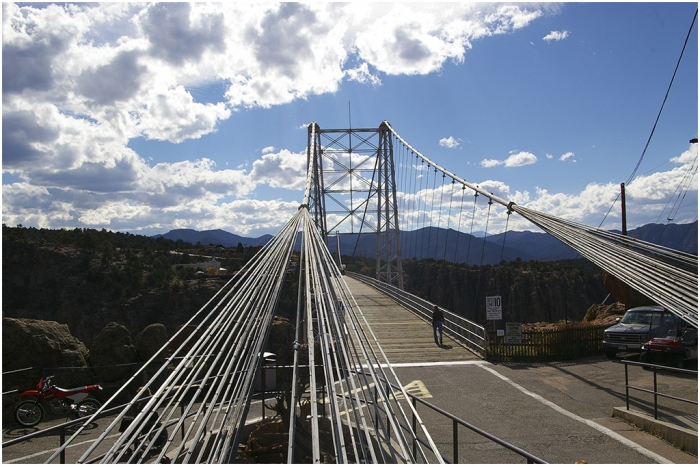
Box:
14 375 103 427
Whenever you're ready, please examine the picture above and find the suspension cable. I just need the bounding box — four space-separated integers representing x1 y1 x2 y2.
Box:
443 179 455 261
434 173 446 259
453 184 467 263
465 190 478 265
500 209 512 263
426 167 438 259
479 197 494 267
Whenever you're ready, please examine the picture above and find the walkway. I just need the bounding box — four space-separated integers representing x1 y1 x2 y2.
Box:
344 276 480 365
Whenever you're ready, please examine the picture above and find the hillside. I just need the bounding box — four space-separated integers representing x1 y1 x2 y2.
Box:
159 221 697 264
401 258 610 325
155 228 273 248
2 225 260 345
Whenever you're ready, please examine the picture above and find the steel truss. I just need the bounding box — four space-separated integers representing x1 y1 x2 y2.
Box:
307 122 404 289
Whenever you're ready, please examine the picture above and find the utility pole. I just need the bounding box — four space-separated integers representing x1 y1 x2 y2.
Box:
620 182 627 236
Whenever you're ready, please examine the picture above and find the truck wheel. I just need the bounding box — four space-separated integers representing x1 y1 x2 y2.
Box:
604 350 616 359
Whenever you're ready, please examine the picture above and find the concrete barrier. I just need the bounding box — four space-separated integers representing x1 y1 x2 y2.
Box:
613 406 698 455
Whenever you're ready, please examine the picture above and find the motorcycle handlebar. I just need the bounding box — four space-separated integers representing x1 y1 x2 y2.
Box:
42 375 55 391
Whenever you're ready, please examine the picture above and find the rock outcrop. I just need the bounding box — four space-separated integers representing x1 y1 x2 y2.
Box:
2 237 221 346
89 322 138 382
136 323 169 361
2 317 92 389
403 259 609 325
2 317 93 422
601 271 655 309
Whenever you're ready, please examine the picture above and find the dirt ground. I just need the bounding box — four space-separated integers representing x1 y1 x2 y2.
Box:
523 302 626 331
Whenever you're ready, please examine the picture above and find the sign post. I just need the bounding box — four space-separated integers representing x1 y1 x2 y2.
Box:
505 322 522 344
486 296 502 321
486 296 502 341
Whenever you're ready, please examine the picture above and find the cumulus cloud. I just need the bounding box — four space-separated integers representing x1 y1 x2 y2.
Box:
345 63 382 86
504 151 537 167
481 159 502 168
439 136 460 149
1 2 554 234
141 3 226 66
78 50 148 105
543 30 570 41
481 151 537 168
437 146 697 235
249 149 307 190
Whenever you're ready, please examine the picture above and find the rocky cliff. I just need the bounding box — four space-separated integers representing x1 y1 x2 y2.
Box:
403 258 609 325
3 237 221 346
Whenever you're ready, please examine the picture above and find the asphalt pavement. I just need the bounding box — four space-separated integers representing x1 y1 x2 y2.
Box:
392 355 697 464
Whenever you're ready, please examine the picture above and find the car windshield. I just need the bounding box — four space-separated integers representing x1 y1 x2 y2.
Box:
620 311 675 326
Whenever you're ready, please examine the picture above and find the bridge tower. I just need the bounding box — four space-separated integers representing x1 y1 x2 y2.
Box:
307 121 404 289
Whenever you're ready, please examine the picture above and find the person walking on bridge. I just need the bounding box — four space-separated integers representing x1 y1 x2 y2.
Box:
432 305 444 346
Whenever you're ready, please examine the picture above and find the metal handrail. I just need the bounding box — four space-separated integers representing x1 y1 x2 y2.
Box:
3 373 218 463
621 359 698 420
380 377 547 464
347 272 487 356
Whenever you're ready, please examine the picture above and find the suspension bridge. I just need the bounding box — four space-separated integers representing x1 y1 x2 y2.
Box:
31 122 697 463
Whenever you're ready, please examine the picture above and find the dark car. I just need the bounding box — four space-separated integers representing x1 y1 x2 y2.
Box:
603 306 682 359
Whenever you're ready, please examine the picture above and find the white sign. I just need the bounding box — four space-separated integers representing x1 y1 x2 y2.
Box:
506 322 522 344
486 296 502 320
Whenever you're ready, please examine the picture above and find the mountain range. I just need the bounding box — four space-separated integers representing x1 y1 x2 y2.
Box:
156 221 697 265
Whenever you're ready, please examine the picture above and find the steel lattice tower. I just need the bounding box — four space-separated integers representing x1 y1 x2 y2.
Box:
307 121 404 289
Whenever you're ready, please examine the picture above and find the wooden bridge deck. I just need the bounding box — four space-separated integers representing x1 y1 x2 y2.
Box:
343 276 480 365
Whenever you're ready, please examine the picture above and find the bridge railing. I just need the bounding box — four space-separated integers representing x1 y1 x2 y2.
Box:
347 272 487 357
620 359 698 421
359 372 547 464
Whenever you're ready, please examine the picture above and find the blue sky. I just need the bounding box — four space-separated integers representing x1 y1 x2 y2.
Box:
2 2 697 237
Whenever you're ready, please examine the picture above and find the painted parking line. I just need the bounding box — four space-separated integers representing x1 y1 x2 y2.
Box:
475 362 672 464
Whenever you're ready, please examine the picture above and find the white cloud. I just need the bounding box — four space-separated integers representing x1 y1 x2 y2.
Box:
481 151 538 168
439 136 460 149
481 159 503 168
559 151 575 162
543 30 570 42
345 63 382 86
504 151 537 167
1 2 557 234
249 149 307 190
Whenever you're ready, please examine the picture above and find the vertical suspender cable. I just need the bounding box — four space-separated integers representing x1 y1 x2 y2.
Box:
479 197 494 267
500 209 511 263
418 160 428 259
433 173 446 259
465 190 478 265
443 179 455 261
407 151 417 259
426 167 438 259
453 185 467 263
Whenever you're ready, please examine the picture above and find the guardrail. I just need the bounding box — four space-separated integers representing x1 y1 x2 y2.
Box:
347 272 487 357
620 359 698 421
372 376 547 464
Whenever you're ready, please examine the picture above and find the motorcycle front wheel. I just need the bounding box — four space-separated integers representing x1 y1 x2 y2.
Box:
76 398 101 418
14 400 45 427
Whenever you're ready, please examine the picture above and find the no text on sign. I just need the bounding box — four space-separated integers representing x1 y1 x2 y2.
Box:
486 296 502 320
